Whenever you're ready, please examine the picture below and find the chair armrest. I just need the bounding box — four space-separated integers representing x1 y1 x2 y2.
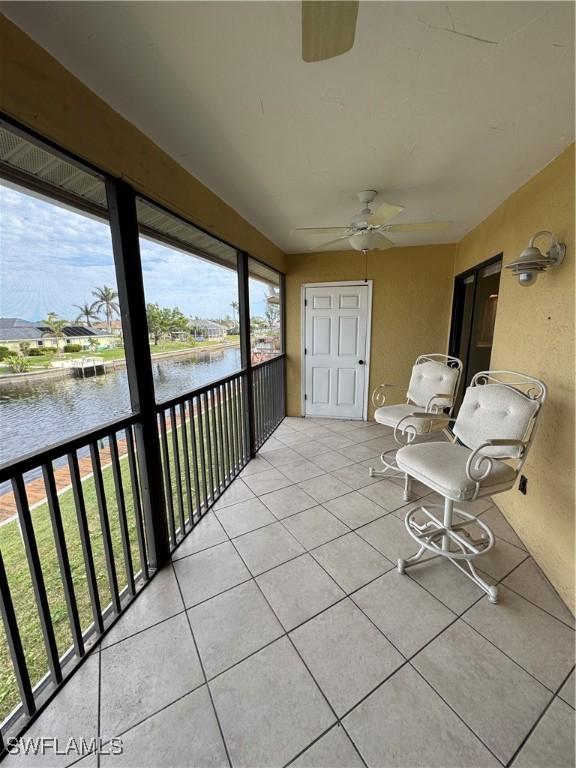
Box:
482 439 527 447
372 384 407 408
425 393 455 412
401 412 457 422
393 412 456 445
465 439 527 485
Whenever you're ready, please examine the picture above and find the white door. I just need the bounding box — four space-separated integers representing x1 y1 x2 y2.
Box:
304 284 370 419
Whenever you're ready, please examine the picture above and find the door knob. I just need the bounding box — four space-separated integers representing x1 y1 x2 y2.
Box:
358 360 365 365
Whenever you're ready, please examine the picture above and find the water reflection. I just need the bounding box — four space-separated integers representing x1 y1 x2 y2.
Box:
0 347 241 465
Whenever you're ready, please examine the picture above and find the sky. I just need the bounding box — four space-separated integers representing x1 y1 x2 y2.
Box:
0 183 271 323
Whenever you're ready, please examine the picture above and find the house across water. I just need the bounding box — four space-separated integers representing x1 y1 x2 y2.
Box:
0 317 116 352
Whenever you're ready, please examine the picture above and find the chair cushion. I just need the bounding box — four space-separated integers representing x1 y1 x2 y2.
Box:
396 442 517 501
454 383 539 459
374 404 448 434
407 360 459 409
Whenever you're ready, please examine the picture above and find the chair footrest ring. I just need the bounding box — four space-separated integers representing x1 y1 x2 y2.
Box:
404 504 495 561
368 446 404 478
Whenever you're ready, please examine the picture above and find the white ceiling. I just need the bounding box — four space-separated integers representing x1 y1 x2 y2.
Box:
4 1 574 253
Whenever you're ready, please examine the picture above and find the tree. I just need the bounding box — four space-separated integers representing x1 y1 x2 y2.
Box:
146 303 166 345
146 304 190 345
19 341 31 356
42 312 68 356
92 285 120 333
74 301 99 326
230 301 239 325
250 315 267 331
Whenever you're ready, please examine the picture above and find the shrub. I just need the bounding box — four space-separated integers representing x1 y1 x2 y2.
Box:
0 346 11 361
7 355 30 373
28 348 45 357
63 344 83 353
19 342 31 355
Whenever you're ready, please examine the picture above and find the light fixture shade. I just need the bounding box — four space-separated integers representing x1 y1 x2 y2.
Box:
507 246 550 273
505 231 566 286
349 231 386 251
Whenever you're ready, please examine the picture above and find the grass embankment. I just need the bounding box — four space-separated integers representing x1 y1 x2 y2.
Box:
0 338 241 374
0 394 242 723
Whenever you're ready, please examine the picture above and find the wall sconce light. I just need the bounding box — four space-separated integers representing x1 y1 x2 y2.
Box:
505 230 566 287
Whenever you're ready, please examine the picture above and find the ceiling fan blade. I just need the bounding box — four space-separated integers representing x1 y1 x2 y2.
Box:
292 226 349 235
369 202 405 225
302 1 359 63
375 235 395 250
310 236 350 251
382 221 452 233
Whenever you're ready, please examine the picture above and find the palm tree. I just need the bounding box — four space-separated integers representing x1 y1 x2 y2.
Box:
73 301 99 326
42 312 68 357
230 301 239 326
92 285 120 333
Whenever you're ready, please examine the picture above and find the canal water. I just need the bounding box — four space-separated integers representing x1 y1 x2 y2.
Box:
0 346 242 466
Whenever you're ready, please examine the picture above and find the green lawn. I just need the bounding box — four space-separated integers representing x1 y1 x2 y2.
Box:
0 338 241 375
0 390 246 723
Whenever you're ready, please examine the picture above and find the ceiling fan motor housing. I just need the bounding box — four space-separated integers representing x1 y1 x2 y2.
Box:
357 189 377 205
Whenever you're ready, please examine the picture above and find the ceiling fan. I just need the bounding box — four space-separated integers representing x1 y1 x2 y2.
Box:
302 1 360 63
293 190 451 252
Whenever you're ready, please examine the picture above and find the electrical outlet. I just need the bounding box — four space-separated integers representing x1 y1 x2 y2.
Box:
519 475 528 495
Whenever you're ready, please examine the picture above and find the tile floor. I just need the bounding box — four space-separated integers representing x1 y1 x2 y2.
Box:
6 418 575 768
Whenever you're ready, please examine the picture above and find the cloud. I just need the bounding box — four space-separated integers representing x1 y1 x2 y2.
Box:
0 183 274 322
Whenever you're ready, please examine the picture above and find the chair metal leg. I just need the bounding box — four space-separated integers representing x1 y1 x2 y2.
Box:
368 446 404 479
403 474 412 502
397 499 499 604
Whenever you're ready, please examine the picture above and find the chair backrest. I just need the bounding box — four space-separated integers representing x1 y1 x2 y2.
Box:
406 354 462 412
454 371 546 459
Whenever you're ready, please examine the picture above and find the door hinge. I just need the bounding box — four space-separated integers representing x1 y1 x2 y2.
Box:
304 394 308 400
304 299 308 307
304 347 307 355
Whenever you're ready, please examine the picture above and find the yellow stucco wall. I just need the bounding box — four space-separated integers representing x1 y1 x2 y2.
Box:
0 16 285 273
454 144 575 611
285 245 456 418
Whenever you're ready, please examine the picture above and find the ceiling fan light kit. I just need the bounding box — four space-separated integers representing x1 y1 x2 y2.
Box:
294 189 451 253
349 231 390 252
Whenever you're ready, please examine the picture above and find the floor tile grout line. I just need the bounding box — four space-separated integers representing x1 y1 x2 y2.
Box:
346 590 510 765
281 723 342 768
96 648 101 768
283 721 369 768
342 581 514 765
407 661 508 767
94 682 208 752
499 581 575 630
476 507 529 554
339 721 371 768
503 663 576 768
170 559 234 768
459 612 572 695
99 607 189 651
224 530 348 761
172 484 400 566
